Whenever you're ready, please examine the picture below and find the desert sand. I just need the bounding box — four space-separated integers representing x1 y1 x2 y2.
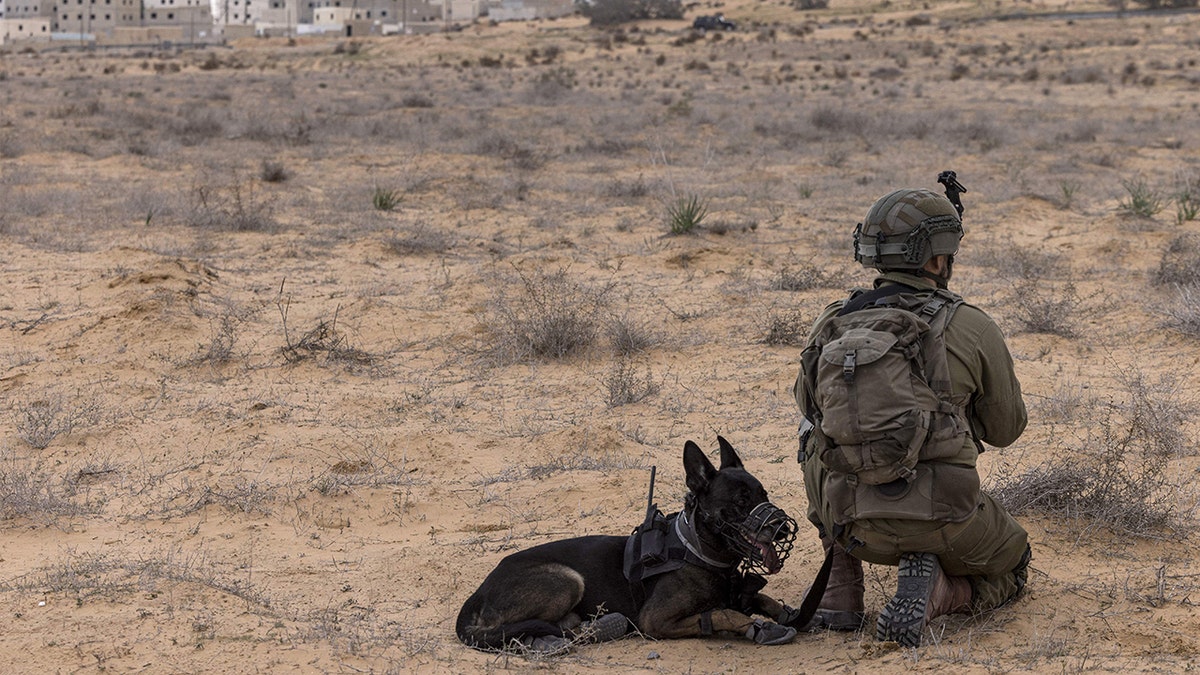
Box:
1 0 1199 671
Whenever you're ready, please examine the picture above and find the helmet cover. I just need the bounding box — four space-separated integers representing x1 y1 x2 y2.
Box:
853 188 963 270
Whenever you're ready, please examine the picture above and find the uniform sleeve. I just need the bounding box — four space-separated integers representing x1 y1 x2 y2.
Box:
946 305 1027 448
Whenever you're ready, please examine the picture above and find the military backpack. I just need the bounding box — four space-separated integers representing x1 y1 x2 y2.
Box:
801 285 973 487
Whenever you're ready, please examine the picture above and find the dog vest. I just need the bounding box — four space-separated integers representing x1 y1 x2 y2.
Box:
623 510 739 603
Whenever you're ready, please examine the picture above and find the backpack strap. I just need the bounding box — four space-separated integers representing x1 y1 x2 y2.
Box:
837 282 921 317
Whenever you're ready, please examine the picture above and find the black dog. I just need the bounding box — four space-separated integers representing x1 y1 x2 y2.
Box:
456 436 802 652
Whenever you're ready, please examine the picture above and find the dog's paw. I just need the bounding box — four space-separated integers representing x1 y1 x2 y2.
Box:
521 635 572 654
777 604 803 626
746 619 797 646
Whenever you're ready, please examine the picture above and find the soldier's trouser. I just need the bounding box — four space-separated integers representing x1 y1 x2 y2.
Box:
804 454 1029 613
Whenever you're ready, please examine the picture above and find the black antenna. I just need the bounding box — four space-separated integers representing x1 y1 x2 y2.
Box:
937 170 967 219
643 466 657 524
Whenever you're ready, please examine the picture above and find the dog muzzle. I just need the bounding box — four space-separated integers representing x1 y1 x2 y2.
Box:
726 502 797 575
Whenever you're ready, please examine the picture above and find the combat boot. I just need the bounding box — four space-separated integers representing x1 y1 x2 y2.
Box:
875 551 973 647
802 536 866 632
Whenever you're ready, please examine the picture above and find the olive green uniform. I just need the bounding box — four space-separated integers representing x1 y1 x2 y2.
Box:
793 272 1030 612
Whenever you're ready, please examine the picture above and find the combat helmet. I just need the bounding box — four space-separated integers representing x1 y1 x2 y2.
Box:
853 188 963 271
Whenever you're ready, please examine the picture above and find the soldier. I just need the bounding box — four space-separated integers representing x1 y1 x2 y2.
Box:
792 186 1031 647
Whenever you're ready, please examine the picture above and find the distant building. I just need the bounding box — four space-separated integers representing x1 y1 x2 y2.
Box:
142 0 211 40
0 16 51 42
487 0 571 21
53 0 140 37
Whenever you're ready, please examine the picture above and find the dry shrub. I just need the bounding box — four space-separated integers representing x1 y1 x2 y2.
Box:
607 313 662 356
186 172 277 232
1118 369 1190 458
992 368 1193 536
971 239 1068 281
11 390 101 450
760 307 809 346
0 452 97 524
772 260 846 292
1164 285 1200 337
1007 281 1081 336
1153 234 1200 287
384 221 455 256
991 414 1187 537
604 355 660 408
483 267 613 363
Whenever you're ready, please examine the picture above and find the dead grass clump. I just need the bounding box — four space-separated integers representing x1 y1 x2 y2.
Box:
11 390 101 450
1006 281 1081 336
0 451 97 524
607 313 662 356
186 172 277 232
383 221 455 256
473 132 547 171
970 240 1068 280
809 104 871 137
604 175 652 199
1153 234 1200 287
604 355 660 407
954 117 1008 152
168 107 225 147
772 260 846 291
483 267 613 363
1164 285 1200 337
528 66 578 104
990 405 1189 537
759 307 809 346
276 295 376 370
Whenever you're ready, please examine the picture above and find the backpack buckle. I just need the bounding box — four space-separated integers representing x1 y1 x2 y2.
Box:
842 352 857 382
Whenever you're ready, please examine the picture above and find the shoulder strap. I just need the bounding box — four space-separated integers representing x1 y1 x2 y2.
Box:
837 282 921 317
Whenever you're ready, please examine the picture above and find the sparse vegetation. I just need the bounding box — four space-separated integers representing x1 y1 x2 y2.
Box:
0 7 1198 672
666 194 708 235
603 355 660 407
483 267 613 362
186 171 276 231
1118 177 1163 218
372 186 402 211
1007 281 1082 336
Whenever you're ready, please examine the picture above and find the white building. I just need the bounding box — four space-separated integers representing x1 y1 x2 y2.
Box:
0 16 51 41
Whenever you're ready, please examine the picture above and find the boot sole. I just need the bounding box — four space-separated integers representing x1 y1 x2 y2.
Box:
875 552 939 647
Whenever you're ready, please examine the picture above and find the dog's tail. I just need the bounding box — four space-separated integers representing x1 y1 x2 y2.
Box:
456 617 565 651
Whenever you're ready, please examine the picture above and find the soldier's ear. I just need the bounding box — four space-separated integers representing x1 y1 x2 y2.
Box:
683 440 716 494
716 436 743 470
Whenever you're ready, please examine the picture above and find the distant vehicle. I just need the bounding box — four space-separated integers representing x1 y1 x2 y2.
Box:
692 14 736 32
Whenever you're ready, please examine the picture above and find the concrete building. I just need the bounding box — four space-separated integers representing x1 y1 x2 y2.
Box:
53 0 140 36
487 0 572 21
142 0 211 40
2 0 52 41
0 16 51 41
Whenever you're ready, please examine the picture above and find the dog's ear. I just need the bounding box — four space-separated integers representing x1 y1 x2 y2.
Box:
716 435 743 470
683 440 717 494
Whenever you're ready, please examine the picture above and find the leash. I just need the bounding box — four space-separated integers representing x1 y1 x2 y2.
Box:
784 545 834 630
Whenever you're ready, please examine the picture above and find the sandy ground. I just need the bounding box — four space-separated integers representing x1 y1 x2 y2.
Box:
1 0 1199 671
